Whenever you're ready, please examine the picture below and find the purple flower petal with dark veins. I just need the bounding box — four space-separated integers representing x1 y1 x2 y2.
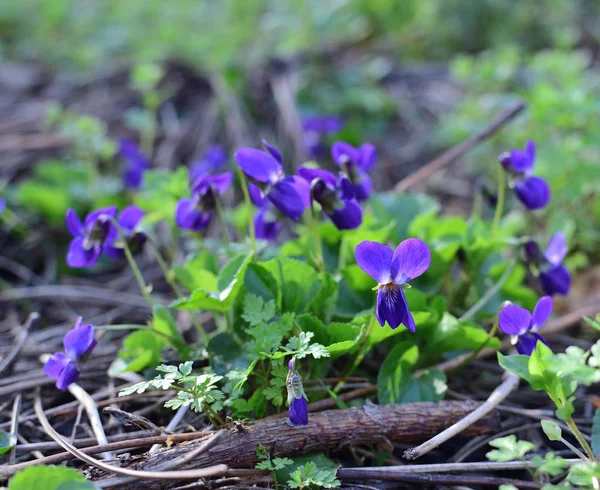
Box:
84 206 118 228
514 176 551 210
540 265 571 296
355 241 393 284
376 286 408 330
284 176 311 209
193 172 233 196
289 396 308 426
117 205 144 232
297 167 338 188
234 148 282 184
516 331 548 356
499 304 531 336
544 232 568 266
390 238 431 284
63 319 97 360
268 181 306 221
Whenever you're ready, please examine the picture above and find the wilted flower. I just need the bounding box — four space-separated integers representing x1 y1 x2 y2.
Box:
235 142 309 221
66 207 118 268
189 144 228 183
44 317 97 390
525 232 571 296
175 172 233 232
331 141 377 201
499 140 550 210
286 357 308 426
104 206 146 258
298 167 362 230
119 139 150 189
302 115 344 158
355 239 431 331
499 296 552 356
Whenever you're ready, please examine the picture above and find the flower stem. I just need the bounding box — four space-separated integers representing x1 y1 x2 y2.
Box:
566 417 594 460
309 199 324 272
148 240 208 345
110 219 155 308
237 168 255 253
213 191 231 246
492 165 506 235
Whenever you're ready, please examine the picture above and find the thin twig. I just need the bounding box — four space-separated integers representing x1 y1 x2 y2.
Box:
32 395 228 483
339 459 579 474
8 394 20 465
394 100 525 192
0 312 38 374
67 382 113 459
149 405 187 453
403 372 520 460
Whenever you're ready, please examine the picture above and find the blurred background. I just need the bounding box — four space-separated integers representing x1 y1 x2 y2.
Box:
1 0 600 260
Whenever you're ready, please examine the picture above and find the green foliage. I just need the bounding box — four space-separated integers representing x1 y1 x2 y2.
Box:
592 410 600 457
287 461 340 489
8 466 97 490
541 420 562 442
255 444 294 471
486 435 535 462
0 429 16 456
118 362 224 414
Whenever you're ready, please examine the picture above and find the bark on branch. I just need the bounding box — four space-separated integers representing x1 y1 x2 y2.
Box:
91 400 500 489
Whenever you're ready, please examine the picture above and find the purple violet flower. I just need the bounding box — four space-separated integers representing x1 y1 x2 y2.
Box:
355 238 431 331
175 172 233 233
302 115 344 158
498 140 550 210
525 232 571 296
499 296 552 356
298 167 362 230
104 206 146 258
189 144 228 183
119 139 150 190
254 203 283 241
66 207 118 268
331 141 377 201
286 357 308 426
0 198 5 216
44 317 97 390
234 142 309 221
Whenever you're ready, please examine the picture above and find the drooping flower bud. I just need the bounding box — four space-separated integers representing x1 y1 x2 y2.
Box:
286 356 308 426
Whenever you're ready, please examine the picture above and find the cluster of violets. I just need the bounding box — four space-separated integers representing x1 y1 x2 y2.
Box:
53 134 572 427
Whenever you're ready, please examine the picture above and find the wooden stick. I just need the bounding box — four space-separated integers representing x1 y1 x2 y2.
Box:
403 372 519 460
394 101 525 192
89 400 500 488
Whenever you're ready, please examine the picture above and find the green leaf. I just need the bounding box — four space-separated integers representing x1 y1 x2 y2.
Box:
498 353 534 385
377 341 419 404
366 312 431 349
113 330 164 374
296 315 361 358
531 453 570 477
583 315 600 332
541 420 562 442
287 461 340 489
173 254 252 312
261 258 322 313
592 410 600 457
0 429 16 456
486 435 535 462
567 462 600 487
427 313 500 355
8 465 94 490
307 272 338 324
242 293 276 326
152 305 185 351
244 263 280 304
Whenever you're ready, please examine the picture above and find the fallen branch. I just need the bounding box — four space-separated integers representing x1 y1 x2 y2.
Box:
394 100 525 192
90 400 500 489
